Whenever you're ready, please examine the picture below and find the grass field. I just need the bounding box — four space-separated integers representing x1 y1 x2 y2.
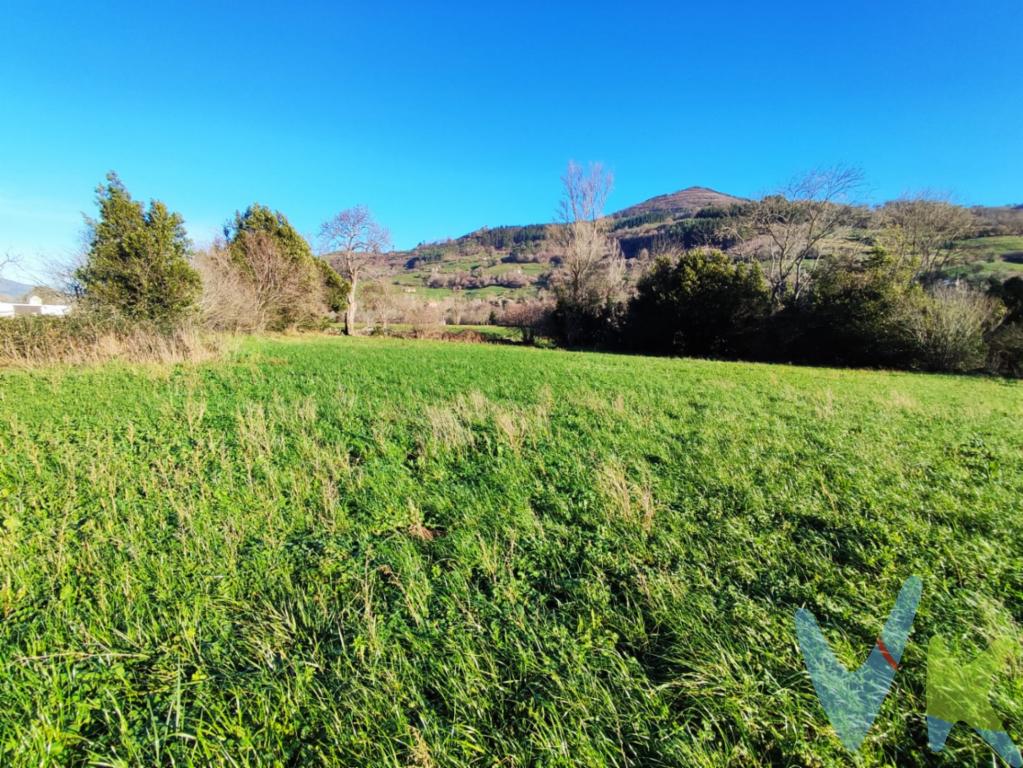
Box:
961 236 1023 259
386 253 548 300
946 236 1023 284
2 336 1022 766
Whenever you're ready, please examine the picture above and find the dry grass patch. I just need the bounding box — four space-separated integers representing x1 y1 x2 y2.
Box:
597 460 657 532
888 388 919 411
425 402 474 451
0 315 231 367
422 389 550 454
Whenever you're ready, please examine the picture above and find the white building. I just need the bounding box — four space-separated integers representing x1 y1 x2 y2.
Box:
0 294 71 318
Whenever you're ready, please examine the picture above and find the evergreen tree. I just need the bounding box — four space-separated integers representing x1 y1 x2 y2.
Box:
226 204 347 328
225 204 314 267
75 172 200 324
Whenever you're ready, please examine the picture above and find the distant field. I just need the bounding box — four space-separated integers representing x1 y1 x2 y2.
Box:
382 250 550 300
944 235 1023 283
386 279 541 300
961 235 1023 258
1 337 1022 765
348 323 524 342
946 259 1023 282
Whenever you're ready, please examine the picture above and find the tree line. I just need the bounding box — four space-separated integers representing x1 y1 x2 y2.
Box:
73 173 390 335
6 168 1020 377
539 163 1023 377
0 173 391 363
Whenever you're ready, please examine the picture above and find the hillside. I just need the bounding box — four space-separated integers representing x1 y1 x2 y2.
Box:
373 186 748 311
0 277 33 301
373 204 1023 319
1 335 1021 765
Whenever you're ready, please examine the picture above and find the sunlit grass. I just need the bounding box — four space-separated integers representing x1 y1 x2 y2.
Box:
1 336 1021 765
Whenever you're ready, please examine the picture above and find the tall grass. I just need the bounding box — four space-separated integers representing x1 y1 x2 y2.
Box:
0 336 1021 765
0 313 228 367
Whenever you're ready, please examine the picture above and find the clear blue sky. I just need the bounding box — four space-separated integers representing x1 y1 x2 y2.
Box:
2 0 1021 282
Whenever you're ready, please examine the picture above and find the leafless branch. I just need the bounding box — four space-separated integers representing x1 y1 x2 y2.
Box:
876 194 976 280
744 165 863 305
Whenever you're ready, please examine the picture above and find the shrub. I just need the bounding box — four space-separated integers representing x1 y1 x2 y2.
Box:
315 257 349 314
625 248 769 357
987 322 1023 377
785 251 918 367
74 173 200 325
497 299 554 344
901 284 999 372
985 276 1023 376
991 276 1023 324
194 243 263 332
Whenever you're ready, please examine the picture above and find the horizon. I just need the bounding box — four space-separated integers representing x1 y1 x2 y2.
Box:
3 1 1022 283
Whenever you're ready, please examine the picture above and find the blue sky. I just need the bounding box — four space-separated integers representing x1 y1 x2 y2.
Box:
2 0 1021 282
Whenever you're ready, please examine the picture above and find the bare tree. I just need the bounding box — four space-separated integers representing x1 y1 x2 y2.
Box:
196 233 324 331
559 160 613 225
499 298 554 344
552 161 626 340
744 166 863 306
318 205 391 335
876 195 976 280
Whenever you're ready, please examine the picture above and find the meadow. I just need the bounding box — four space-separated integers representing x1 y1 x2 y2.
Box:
1 336 1022 766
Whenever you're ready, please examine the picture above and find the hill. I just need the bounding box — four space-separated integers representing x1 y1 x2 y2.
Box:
1 335 1021 765
0 277 33 301
372 185 747 311
362 192 1022 318
611 185 746 219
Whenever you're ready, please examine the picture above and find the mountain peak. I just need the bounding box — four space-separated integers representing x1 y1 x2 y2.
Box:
612 186 745 219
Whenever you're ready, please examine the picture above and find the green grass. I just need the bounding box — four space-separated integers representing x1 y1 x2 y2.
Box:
936 236 1023 284
387 252 549 300
945 259 1023 283
484 263 549 277
2 336 1022 766
444 324 523 341
960 235 1023 258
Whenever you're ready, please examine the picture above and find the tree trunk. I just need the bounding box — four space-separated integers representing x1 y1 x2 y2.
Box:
344 276 358 336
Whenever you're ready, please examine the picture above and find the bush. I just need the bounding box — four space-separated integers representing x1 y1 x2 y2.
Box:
990 276 1023 324
902 284 999 372
984 276 1023 376
214 205 345 331
497 299 554 344
194 244 263 332
782 252 918 367
625 248 769 357
315 258 349 314
987 322 1023 377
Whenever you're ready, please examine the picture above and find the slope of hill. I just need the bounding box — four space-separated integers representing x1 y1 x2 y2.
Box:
375 186 746 306
367 193 1022 312
611 186 745 219
0 277 33 301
